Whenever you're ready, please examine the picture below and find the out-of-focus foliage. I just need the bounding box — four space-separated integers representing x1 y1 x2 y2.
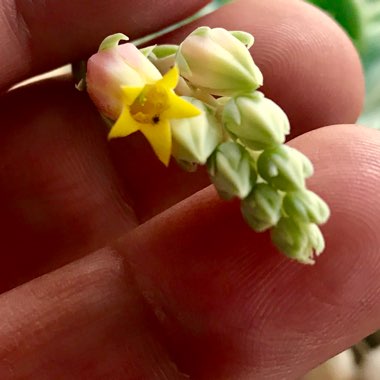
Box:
356 1 380 129
212 0 230 4
307 0 380 129
308 0 363 44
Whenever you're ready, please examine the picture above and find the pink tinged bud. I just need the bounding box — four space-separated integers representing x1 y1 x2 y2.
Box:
86 43 162 120
177 27 263 96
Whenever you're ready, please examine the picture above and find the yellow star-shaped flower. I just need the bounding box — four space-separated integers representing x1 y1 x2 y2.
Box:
108 65 201 166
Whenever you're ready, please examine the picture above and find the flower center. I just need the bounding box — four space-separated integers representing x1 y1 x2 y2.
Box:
130 84 169 125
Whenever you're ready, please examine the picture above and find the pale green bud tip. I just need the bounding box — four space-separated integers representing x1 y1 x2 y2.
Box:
151 44 179 58
271 218 325 264
291 149 314 178
143 45 179 76
176 27 263 96
257 145 313 191
98 33 129 52
283 190 330 225
171 97 222 165
241 183 283 232
230 31 255 48
208 141 256 200
223 91 290 151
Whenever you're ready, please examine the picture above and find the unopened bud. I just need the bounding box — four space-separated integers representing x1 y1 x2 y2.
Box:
223 91 290 150
271 218 325 264
308 224 325 257
257 145 313 191
208 142 256 200
176 27 263 96
142 44 179 76
292 149 314 178
283 190 330 224
241 183 283 232
171 97 223 165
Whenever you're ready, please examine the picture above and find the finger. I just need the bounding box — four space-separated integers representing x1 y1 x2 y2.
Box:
109 134 210 221
0 249 189 380
0 77 209 291
110 0 365 220
0 0 364 285
0 78 137 292
0 0 209 90
112 125 380 379
1 125 379 380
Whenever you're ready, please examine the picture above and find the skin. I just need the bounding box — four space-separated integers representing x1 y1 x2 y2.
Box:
0 0 378 379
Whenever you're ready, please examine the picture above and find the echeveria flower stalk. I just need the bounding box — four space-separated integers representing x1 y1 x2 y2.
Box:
85 29 330 265
176 27 263 96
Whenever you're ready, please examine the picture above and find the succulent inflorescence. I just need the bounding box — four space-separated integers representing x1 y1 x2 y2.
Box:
85 27 330 264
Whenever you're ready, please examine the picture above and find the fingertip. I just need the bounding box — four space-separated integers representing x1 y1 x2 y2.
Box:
116 124 380 379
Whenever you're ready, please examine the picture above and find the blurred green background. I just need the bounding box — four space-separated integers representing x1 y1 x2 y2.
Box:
212 0 380 129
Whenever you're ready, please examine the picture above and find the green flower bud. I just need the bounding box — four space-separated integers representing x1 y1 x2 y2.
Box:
292 148 314 178
176 27 263 96
257 145 313 191
208 142 256 200
171 97 223 165
271 218 325 264
140 45 209 103
283 190 330 224
230 31 255 48
241 183 283 232
150 44 179 58
142 44 179 76
223 91 290 150
142 45 215 106
308 224 325 256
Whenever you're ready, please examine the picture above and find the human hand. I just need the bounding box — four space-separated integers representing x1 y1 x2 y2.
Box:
0 0 377 379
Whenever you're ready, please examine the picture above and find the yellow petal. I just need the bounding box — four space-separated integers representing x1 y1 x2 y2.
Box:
157 65 179 90
108 107 141 139
139 120 172 166
163 92 202 119
120 86 144 105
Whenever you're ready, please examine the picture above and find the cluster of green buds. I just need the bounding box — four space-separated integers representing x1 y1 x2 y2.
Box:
85 27 330 264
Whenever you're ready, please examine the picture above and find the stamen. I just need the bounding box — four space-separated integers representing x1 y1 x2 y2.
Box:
130 84 169 125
